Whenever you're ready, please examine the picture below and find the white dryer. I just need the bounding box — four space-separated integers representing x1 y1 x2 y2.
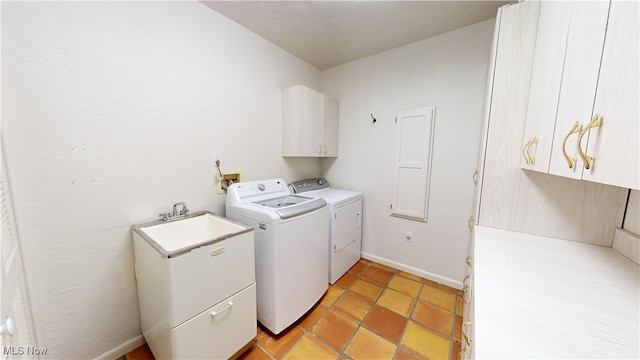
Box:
225 179 328 334
291 178 363 284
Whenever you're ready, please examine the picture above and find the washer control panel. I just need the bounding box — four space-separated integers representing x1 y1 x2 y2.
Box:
290 178 330 193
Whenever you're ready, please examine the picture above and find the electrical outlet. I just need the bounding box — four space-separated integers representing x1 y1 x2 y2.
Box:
213 153 222 165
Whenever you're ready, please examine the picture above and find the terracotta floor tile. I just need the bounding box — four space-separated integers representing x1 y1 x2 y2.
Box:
451 339 462 360
126 343 154 360
377 288 414 317
455 295 464 315
411 300 454 336
401 321 450 359
369 262 396 273
283 333 339 360
350 278 383 301
123 260 466 360
300 304 327 330
362 305 408 343
395 347 425 360
255 325 305 359
332 291 373 322
321 286 345 307
312 310 358 351
348 261 368 276
362 266 394 286
389 275 422 298
397 271 423 282
419 284 456 311
453 315 463 341
236 343 271 360
335 272 357 289
423 278 458 295
344 327 397 360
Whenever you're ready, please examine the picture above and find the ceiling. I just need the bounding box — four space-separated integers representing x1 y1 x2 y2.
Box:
201 1 511 70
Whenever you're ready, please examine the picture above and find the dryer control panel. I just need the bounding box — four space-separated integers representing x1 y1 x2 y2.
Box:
290 178 330 193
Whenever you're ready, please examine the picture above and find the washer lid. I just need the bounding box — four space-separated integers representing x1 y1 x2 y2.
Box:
252 195 327 219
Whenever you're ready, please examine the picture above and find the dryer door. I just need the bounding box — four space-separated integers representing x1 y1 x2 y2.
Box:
333 198 363 253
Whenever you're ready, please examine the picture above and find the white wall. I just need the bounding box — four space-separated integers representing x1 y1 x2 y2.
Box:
320 19 495 288
1 2 321 358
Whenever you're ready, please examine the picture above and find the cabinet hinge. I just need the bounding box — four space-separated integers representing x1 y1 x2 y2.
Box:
390 204 393 209
395 117 398 123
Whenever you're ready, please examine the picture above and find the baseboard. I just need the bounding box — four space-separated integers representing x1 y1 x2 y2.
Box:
613 228 640 265
361 252 463 290
93 335 145 360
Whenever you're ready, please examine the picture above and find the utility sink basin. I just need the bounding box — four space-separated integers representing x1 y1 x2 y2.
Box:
132 210 252 258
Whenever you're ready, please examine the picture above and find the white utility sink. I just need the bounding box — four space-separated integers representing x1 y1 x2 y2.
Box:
133 210 252 258
132 210 256 359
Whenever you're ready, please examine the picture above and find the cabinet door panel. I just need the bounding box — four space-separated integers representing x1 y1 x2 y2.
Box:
585 0 639 190
521 1 571 172
299 87 324 156
323 95 339 157
549 2 609 179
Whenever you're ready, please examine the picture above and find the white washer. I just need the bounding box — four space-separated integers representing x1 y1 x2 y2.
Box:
291 178 363 284
225 179 329 334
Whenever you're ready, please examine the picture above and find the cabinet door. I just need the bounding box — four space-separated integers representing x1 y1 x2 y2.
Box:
322 95 339 157
521 1 572 171
548 2 609 180
298 87 324 156
583 1 639 190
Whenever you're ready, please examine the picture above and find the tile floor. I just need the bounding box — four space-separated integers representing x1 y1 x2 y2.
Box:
121 259 464 360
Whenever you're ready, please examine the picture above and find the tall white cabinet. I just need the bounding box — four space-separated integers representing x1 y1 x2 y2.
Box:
469 0 638 357
521 0 639 190
282 85 339 157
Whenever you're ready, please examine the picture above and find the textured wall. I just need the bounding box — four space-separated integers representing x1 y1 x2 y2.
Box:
1 2 320 358
320 20 495 288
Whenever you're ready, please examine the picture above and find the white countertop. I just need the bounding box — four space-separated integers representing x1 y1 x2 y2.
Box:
474 226 640 359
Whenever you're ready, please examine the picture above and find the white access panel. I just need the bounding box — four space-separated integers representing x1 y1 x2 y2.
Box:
391 107 435 221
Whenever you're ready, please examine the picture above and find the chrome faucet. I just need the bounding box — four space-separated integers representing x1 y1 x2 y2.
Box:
159 202 189 221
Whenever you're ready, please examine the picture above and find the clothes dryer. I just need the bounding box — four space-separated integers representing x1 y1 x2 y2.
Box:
291 178 363 284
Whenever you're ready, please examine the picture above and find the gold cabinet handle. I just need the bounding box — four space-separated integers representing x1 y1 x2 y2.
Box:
522 138 534 164
463 275 471 303
577 114 603 170
468 216 475 233
526 137 538 165
324 144 327 155
462 320 474 346
466 255 473 267
459 346 470 358
472 171 479 186
318 144 323 155
561 122 582 169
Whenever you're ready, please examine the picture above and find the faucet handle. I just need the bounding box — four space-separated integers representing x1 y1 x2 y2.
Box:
180 205 189 216
159 212 171 221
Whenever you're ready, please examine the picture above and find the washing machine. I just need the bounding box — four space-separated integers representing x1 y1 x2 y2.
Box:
291 178 363 284
225 179 329 334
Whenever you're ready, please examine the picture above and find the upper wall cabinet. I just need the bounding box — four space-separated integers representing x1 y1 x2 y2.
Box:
521 1 639 190
282 85 339 157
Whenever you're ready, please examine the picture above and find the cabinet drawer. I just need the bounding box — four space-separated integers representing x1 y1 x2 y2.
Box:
170 284 257 359
167 231 255 327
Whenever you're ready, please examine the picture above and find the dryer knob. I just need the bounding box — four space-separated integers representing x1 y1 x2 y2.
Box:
318 179 325 185
258 184 265 191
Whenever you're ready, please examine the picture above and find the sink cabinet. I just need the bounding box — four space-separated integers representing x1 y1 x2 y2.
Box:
132 212 256 359
282 85 339 157
521 1 639 190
